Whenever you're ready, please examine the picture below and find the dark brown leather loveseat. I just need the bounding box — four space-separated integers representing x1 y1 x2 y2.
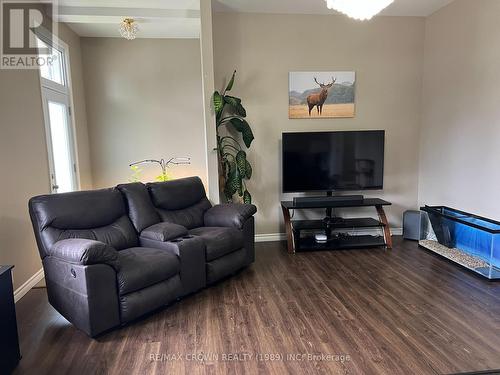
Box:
29 177 256 337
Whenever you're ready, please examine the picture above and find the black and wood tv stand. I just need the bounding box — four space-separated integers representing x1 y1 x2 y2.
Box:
281 197 392 254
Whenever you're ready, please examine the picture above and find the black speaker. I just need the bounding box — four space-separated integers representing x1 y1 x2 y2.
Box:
403 210 428 241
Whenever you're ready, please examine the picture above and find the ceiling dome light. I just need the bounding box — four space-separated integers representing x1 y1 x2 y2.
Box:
325 0 394 21
119 18 138 40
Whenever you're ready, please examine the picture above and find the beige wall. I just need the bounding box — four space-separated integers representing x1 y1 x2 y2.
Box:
0 68 48 290
419 0 500 220
81 38 207 188
213 13 425 235
0 23 91 289
59 23 93 190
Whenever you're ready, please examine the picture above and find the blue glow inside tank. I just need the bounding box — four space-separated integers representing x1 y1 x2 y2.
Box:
419 206 500 280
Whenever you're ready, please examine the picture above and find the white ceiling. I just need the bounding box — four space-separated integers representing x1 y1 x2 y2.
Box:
58 0 201 39
212 0 455 17
59 0 199 10
59 0 456 38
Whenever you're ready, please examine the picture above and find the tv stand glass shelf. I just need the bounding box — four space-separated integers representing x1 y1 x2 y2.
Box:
281 198 392 253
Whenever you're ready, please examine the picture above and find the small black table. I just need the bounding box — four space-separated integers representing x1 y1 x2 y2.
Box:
281 198 392 253
0 265 21 373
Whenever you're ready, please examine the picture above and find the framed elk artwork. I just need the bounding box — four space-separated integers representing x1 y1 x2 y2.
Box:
289 71 356 119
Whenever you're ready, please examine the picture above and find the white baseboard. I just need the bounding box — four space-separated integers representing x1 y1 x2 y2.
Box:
14 268 44 303
391 228 403 236
255 233 286 242
255 227 403 243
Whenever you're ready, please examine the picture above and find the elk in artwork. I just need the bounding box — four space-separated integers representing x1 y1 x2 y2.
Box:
307 77 336 116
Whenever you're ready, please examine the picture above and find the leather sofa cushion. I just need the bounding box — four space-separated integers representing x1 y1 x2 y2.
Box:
117 182 160 232
156 198 212 229
189 227 244 262
147 177 208 210
140 222 188 242
29 188 137 258
117 247 180 295
30 188 126 230
42 216 138 253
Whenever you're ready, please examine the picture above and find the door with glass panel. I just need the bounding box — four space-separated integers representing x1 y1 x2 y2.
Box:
38 37 78 193
41 88 77 193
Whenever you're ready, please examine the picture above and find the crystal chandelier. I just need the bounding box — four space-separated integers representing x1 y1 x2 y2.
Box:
119 18 138 40
325 0 394 21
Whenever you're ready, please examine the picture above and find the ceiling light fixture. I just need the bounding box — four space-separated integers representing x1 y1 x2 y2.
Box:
119 18 138 40
325 0 394 21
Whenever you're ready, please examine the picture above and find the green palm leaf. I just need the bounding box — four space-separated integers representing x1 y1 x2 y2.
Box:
245 160 252 179
230 118 254 148
236 103 246 117
236 150 247 176
213 91 224 115
224 95 242 111
225 70 236 92
226 161 240 198
243 190 252 204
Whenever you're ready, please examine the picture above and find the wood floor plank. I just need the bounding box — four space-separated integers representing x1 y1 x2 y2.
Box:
12 238 500 375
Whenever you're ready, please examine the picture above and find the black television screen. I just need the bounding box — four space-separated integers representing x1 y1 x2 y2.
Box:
282 130 385 192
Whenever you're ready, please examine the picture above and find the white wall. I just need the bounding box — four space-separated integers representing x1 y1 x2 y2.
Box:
81 38 208 188
213 12 425 235
419 0 500 220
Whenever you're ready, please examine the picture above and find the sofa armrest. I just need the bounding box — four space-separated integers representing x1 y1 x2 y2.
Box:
204 204 257 229
140 222 188 242
139 236 206 296
49 239 119 269
43 257 121 337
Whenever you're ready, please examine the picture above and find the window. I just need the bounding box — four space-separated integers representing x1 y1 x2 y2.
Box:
37 38 66 86
38 37 79 193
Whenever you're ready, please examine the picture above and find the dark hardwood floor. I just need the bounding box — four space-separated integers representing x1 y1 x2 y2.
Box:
13 238 500 375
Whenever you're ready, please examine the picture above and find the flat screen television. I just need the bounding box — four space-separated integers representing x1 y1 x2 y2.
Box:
282 130 385 192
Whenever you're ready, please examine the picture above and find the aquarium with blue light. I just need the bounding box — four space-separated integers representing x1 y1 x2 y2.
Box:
419 206 500 280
